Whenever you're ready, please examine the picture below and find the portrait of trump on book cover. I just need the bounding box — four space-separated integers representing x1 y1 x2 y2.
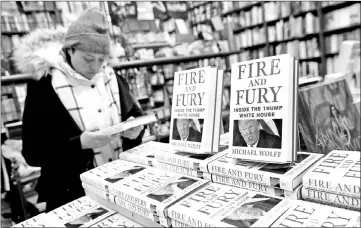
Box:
172 118 203 143
233 119 282 149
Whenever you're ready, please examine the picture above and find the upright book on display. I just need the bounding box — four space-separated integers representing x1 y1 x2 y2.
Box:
298 79 361 154
229 54 299 163
169 66 224 154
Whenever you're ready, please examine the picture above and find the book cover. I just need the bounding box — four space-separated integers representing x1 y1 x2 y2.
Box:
168 183 293 227
81 163 209 217
271 199 361 227
298 79 361 154
302 187 360 212
12 213 62 227
154 149 226 171
152 161 203 178
119 141 170 166
109 168 209 217
46 196 117 227
82 181 171 226
302 150 360 198
203 172 302 200
208 150 324 191
229 54 298 163
89 213 143 227
80 160 148 191
169 67 223 153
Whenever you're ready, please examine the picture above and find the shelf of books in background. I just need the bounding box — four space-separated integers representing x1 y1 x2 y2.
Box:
323 3 360 75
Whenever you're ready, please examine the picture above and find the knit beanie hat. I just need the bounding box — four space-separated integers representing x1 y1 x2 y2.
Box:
63 7 110 55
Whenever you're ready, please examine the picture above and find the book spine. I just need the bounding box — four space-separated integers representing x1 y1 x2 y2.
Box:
155 151 197 170
209 173 301 200
153 161 203 178
207 159 275 187
171 219 191 227
302 187 361 212
282 153 324 191
202 67 219 153
80 173 106 192
211 69 224 153
113 196 161 224
82 182 115 203
109 184 152 213
119 153 151 167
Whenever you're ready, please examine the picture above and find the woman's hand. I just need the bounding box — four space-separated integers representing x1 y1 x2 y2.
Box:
81 130 117 149
120 116 144 140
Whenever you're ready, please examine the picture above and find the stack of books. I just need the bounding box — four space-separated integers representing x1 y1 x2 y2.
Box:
204 151 323 200
13 196 143 227
80 159 209 227
167 182 361 227
302 150 360 212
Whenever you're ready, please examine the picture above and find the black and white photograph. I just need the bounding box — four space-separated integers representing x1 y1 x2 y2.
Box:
2 1 360 227
172 118 204 142
221 194 282 227
233 119 283 149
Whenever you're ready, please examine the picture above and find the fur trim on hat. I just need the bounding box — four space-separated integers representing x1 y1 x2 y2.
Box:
12 27 67 81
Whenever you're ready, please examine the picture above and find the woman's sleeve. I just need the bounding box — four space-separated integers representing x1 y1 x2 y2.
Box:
21 79 93 169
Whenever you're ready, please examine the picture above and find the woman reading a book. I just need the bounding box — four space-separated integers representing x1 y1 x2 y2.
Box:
13 8 145 212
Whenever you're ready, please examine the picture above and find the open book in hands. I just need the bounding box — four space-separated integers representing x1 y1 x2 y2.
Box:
99 114 158 136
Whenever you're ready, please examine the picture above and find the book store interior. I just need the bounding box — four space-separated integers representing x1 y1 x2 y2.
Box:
1 1 360 227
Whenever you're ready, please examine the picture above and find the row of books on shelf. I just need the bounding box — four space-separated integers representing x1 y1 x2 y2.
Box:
1 11 60 33
229 5 263 30
325 28 361 54
324 3 360 31
264 1 317 22
15 146 360 227
188 1 222 25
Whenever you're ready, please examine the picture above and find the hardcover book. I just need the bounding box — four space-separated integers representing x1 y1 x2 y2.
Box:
119 141 170 166
168 182 293 227
80 163 209 218
271 199 361 227
169 66 224 154
302 187 361 212
229 54 299 163
207 150 324 191
99 114 157 135
203 172 302 200
82 182 169 226
171 219 191 228
152 161 203 178
89 213 143 227
80 160 148 191
46 196 117 227
298 79 361 154
154 149 227 171
302 150 360 198
12 213 62 227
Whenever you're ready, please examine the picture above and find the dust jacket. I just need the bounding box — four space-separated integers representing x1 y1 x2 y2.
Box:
229 54 299 163
169 67 224 153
